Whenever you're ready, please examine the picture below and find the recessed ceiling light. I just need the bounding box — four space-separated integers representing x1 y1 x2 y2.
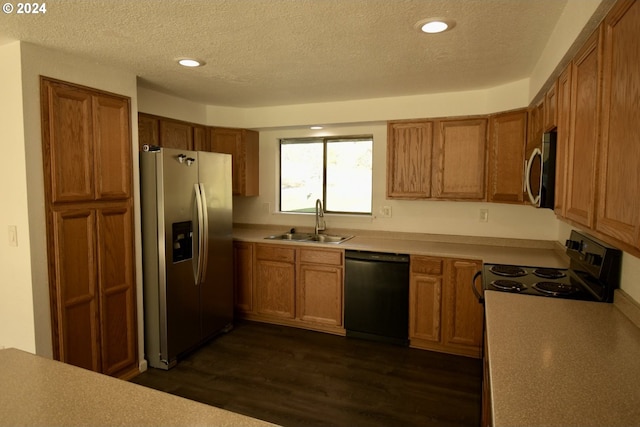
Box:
416 19 456 34
177 58 205 67
310 126 323 130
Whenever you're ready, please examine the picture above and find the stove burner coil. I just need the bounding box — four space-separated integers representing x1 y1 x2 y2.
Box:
533 281 579 296
490 280 527 292
533 268 567 279
490 265 527 277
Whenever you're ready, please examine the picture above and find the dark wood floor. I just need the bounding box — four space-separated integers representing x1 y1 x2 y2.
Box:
130 321 482 427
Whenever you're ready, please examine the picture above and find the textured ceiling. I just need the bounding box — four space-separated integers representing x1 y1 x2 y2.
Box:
0 0 568 107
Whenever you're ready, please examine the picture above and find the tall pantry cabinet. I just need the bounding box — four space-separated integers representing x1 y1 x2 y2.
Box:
41 78 138 379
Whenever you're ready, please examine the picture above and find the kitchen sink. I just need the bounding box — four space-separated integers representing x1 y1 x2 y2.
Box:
264 232 353 244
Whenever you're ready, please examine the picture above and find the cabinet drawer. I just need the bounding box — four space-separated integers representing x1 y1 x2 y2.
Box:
299 248 343 266
256 245 295 262
411 256 443 275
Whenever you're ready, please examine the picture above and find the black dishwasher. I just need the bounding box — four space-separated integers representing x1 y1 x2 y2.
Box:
344 250 410 346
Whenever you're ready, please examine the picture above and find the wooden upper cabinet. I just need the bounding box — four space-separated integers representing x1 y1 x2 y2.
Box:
387 120 433 199
193 124 210 151
210 127 259 196
432 118 487 200
596 0 640 247
93 95 132 200
137 113 159 151
565 27 603 228
555 66 572 218
159 119 193 150
487 110 527 203
43 80 95 203
543 82 558 131
42 79 132 203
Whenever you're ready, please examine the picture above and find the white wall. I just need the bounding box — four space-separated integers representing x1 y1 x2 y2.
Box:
0 42 35 352
4 42 144 363
233 123 559 240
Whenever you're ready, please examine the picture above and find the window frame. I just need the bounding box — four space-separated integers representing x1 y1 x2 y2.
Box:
279 135 373 215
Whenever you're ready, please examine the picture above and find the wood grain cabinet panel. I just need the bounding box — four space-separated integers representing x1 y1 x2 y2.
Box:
409 267 442 344
596 0 640 247
544 81 558 131
159 119 193 150
93 95 131 200
137 113 158 151
555 66 572 218
96 204 137 376
43 81 94 203
52 208 99 372
409 256 482 358
255 245 296 319
210 127 260 196
297 263 343 327
41 78 137 379
443 259 483 351
432 118 487 200
386 120 433 199
565 27 603 228
487 110 527 203
233 241 254 314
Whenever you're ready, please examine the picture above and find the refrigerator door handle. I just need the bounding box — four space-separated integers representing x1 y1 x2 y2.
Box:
193 184 206 285
198 183 210 284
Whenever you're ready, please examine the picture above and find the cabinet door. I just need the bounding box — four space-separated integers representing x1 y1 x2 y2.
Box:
409 274 442 343
555 66 572 217
193 124 210 151
487 110 527 203
42 80 94 203
596 0 640 247
159 119 193 150
386 121 433 198
233 241 254 314
138 113 159 151
432 118 487 200
565 28 602 228
52 208 100 372
297 264 343 326
255 245 295 319
544 82 558 131
93 95 132 200
210 127 260 196
96 203 137 376
443 259 483 353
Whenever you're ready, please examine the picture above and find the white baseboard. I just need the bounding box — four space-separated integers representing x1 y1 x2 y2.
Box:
138 359 148 373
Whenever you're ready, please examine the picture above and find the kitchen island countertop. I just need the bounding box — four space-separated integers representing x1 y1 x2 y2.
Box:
0 348 277 427
233 225 569 268
485 290 640 426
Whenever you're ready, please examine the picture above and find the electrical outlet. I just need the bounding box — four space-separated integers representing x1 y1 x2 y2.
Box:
381 206 392 218
262 202 271 214
479 209 489 223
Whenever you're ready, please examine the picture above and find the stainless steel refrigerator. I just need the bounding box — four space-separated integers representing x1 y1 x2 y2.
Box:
140 147 233 369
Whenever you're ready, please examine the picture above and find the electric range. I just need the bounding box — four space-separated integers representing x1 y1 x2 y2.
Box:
473 230 621 303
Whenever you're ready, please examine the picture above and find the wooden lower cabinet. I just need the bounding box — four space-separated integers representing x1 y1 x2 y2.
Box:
410 256 483 358
482 331 493 427
51 203 137 377
297 248 343 327
254 245 296 319
234 242 344 334
233 241 254 314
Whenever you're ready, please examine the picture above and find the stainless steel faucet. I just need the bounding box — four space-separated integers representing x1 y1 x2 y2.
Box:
315 198 326 235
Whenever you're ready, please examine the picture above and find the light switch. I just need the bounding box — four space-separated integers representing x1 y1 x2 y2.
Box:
8 225 18 247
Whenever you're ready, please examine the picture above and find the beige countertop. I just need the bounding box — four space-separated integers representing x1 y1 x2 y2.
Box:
485 291 640 426
233 225 569 268
0 348 277 427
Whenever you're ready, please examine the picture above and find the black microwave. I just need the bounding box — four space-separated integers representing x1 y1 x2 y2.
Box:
525 130 556 209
